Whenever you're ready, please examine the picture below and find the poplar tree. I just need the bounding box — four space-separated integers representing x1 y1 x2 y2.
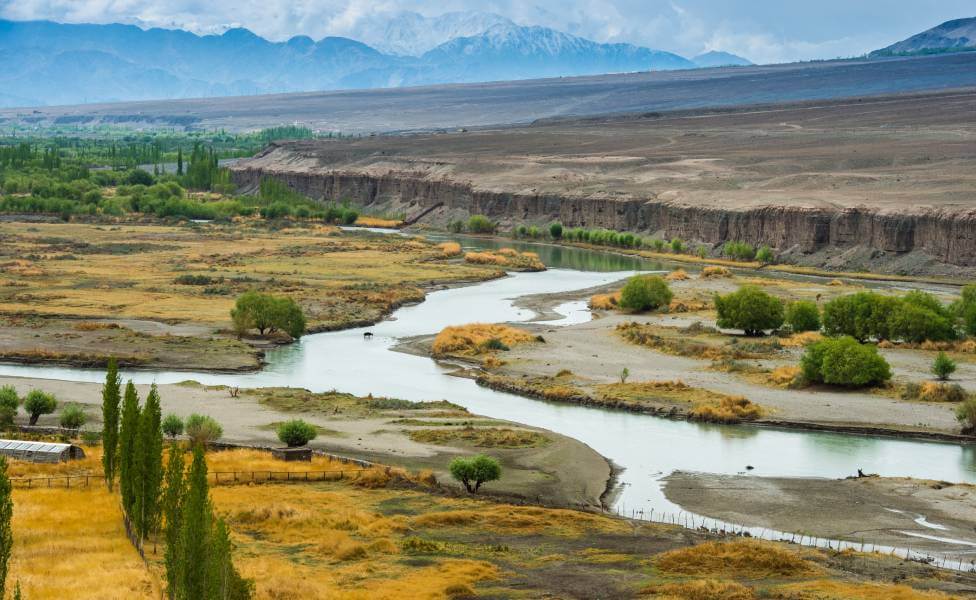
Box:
176 147 183 176
101 358 122 491
119 381 140 513
0 457 11 599
208 518 252 600
133 384 163 540
162 445 186 598
181 444 211 599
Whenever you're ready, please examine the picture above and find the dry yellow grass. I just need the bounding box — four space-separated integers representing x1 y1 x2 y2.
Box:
767 365 801 387
770 580 959 599
407 426 549 448
437 241 463 257
590 291 621 310
463 249 545 271
655 539 818 579
700 266 732 278
689 396 763 424
10 488 157 599
0 222 494 329
642 579 756 599
354 215 403 228
779 332 823 348
431 323 537 356
665 269 689 281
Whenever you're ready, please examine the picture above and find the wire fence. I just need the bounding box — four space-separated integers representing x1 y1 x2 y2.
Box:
607 504 976 573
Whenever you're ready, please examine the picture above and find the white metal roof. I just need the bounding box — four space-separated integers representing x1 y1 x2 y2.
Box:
0 440 71 454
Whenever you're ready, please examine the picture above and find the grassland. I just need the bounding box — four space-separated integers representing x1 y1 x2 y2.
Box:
0 221 502 369
7 447 973 599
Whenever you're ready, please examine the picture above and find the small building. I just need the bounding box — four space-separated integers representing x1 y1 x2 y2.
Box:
0 440 85 463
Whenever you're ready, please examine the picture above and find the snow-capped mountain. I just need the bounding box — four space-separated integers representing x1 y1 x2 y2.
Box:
350 11 514 57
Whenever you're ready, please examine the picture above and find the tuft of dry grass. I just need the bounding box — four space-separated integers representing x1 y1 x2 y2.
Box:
766 365 801 387
654 540 818 579
779 331 823 348
590 291 621 310
700 266 732 278
900 381 968 403
354 216 403 228
10 488 157 599
437 241 463 257
642 579 756 599
666 269 689 281
464 249 545 271
408 426 549 448
689 396 763 424
432 323 537 357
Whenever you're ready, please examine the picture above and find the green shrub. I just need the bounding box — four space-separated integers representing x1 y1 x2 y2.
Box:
466 215 496 234
889 292 957 343
670 238 685 253
340 208 359 225
755 246 774 264
549 222 563 239
514 224 528 238
800 336 891 388
276 419 318 447
722 241 755 261
932 352 957 381
185 414 223 446
957 397 976 434
0 386 18 412
618 275 673 312
447 219 465 233
714 286 784 336
59 404 87 429
162 413 184 439
785 301 820 333
651 239 666 252
823 291 956 343
449 455 501 493
24 390 57 425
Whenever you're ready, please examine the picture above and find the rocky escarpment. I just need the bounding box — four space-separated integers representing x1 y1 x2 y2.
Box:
230 164 976 273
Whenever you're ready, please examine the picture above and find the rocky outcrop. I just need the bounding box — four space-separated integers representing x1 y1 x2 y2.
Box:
230 164 976 270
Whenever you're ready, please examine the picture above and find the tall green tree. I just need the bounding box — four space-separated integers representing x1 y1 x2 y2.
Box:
119 381 141 513
0 457 11 599
101 358 122 491
176 147 183 176
162 445 186 598
207 518 252 600
181 444 212 599
133 384 164 540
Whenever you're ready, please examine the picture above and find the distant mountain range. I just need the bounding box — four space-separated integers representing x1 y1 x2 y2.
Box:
871 17 975 57
0 17 752 108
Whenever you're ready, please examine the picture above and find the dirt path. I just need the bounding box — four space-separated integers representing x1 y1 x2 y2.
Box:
0 375 610 508
663 471 976 558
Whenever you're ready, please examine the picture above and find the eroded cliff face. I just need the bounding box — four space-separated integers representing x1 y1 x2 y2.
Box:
230 162 976 272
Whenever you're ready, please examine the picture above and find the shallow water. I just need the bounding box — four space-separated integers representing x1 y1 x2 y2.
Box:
1 232 974 524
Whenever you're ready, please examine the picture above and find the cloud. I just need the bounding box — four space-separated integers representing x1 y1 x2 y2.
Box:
1 0 973 62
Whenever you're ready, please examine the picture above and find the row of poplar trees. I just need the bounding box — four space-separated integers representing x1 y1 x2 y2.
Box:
101 359 252 599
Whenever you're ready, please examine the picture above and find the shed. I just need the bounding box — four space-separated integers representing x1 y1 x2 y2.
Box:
0 440 85 463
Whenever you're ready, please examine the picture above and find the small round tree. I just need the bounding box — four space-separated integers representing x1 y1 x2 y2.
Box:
184 414 223 446
549 222 563 239
755 245 775 264
277 420 318 447
957 397 976 434
59 404 86 429
714 286 784 336
800 336 891 388
932 352 957 381
0 386 18 428
785 300 821 333
24 390 57 426
162 414 185 439
449 455 501 493
618 275 673 312
669 238 685 253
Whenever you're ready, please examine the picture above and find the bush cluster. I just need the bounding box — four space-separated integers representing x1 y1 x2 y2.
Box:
800 336 892 387
785 300 821 332
230 291 306 338
618 275 673 312
714 286 784 336
822 291 956 343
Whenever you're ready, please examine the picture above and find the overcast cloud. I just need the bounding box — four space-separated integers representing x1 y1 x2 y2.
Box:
1 0 972 63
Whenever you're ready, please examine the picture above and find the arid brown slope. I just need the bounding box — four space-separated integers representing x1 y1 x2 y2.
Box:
232 90 976 275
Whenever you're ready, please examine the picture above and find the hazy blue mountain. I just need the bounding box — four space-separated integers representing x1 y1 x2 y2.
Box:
871 17 976 57
0 18 695 107
692 51 752 68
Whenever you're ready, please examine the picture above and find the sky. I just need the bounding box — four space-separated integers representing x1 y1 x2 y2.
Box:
0 0 972 63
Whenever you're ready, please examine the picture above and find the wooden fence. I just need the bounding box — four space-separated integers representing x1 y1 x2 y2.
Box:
10 467 373 489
